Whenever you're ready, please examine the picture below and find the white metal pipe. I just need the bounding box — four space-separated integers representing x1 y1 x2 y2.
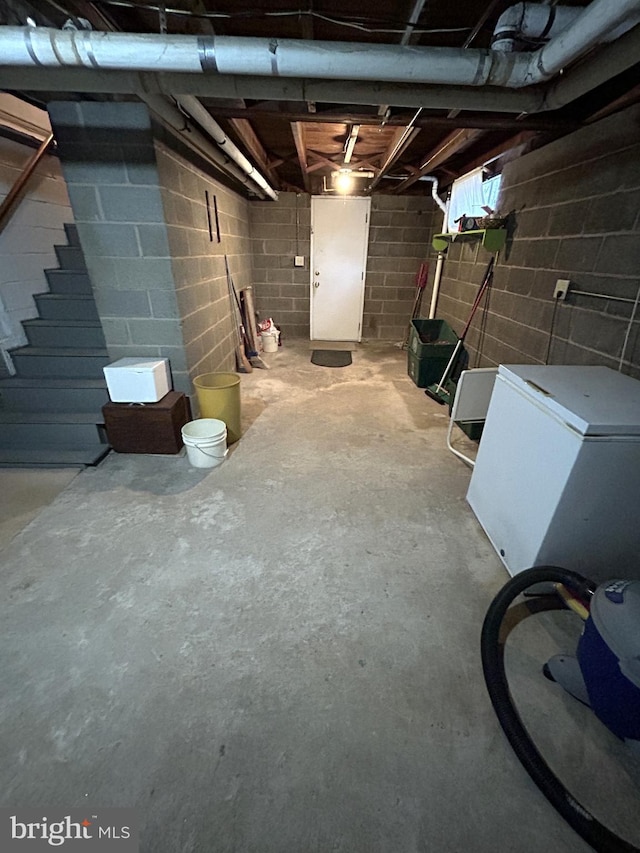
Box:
519 0 640 84
141 94 266 199
420 175 448 215
492 4 581 52
428 252 446 319
1 1 638 89
175 95 277 200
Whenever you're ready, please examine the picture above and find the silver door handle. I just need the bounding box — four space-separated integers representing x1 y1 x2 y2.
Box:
314 281 320 288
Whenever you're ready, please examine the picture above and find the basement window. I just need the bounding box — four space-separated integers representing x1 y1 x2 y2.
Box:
445 167 502 233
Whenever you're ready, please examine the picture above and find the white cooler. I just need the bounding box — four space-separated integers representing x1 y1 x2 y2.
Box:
103 357 171 403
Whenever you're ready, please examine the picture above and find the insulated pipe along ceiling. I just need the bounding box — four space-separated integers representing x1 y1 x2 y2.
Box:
175 96 277 200
141 94 266 199
1 0 639 88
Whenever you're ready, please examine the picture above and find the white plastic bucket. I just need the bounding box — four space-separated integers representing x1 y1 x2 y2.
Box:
261 331 279 353
181 418 228 469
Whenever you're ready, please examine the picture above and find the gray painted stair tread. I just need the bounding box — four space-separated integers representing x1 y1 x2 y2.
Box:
0 411 104 424
10 347 109 357
23 319 103 327
36 294 95 300
0 446 110 467
0 378 107 388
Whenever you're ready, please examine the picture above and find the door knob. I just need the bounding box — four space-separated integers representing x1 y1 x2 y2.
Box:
314 271 320 276
314 281 320 288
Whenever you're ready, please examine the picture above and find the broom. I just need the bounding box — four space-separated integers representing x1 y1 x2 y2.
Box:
424 256 495 405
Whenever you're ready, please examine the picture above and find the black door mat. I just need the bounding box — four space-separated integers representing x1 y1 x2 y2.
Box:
311 350 353 368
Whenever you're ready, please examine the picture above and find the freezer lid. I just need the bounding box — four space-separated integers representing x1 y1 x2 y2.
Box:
498 364 640 436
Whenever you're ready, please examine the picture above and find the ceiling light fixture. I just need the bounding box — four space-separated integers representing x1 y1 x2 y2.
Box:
334 169 355 194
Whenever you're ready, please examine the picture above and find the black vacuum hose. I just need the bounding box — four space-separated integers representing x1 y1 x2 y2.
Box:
481 566 639 853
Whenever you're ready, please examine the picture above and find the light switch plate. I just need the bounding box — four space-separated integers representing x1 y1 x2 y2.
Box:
294 255 305 267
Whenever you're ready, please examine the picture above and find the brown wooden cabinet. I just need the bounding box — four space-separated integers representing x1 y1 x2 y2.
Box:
102 391 192 454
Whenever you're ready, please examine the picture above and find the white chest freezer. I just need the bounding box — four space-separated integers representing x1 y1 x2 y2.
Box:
466 364 640 582
103 357 171 403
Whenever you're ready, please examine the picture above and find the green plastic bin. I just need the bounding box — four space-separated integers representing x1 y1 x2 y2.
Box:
407 319 458 388
193 372 241 444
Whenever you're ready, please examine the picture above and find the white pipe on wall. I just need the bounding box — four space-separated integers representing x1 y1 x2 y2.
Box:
140 94 267 199
428 252 446 319
175 96 277 200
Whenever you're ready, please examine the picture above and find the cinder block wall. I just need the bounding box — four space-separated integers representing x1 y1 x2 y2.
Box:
249 193 438 341
49 101 253 396
48 100 191 395
364 195 440 341
434 103 640 378
249 193 310 340
154 129 252 381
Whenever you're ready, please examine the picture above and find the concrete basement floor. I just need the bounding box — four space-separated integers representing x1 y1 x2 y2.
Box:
1 341 638 852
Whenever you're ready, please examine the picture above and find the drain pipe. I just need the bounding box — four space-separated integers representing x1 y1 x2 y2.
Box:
175 96 277 200
140 94 266 198
420 177 448 320
492 4 582 52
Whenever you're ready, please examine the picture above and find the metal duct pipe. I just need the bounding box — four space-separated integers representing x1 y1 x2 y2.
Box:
492 4 581 52
2 0 639 88
175 95 277 200
140 94 266 199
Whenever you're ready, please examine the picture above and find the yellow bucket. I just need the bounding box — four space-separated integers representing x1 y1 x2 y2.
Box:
193 372 241 443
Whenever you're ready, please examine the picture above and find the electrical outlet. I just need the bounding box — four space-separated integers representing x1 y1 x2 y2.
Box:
294 255 305 267
554 279 570 300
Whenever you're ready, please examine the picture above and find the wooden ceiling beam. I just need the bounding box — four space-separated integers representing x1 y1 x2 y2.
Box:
393 128 486 192
291 122 311 192
228 117 279 186
206 106 580 134
307 151 343 172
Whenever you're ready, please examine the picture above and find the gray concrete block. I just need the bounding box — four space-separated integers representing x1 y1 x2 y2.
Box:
100 318 131 345
79 101 152 131
127 318 184 347
77 223 141 258
585 192 639 235
108 258 176 291
95 289 151 318
99 185 166 223
67 186 102 222
595 234 640 276
64 156 128 186
554 237 602 273
149 290 179 319
137 224 171 257
548 201 589 237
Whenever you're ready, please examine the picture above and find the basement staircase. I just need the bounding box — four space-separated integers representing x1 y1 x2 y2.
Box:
0 224 111 467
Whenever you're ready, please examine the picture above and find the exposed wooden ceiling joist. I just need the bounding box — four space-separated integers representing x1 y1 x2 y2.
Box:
393 128 486 192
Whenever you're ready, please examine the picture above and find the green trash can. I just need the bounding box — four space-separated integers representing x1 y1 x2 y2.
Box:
193 372 241 444
407 319 458 388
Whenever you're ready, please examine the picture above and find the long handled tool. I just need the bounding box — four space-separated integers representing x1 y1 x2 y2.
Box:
425 256 495 405
224 255 252 373
225 256 269 370
402 262 429 349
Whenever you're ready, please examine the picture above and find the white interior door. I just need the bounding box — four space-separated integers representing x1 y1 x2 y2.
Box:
310 196 371 341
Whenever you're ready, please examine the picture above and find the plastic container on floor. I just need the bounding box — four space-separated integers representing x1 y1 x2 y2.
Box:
193 372 241 443
181 418 227 468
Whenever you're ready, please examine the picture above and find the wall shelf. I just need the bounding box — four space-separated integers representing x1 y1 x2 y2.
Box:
432 229 506 254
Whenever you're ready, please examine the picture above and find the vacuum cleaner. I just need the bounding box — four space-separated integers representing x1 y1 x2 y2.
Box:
481 566 640 853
